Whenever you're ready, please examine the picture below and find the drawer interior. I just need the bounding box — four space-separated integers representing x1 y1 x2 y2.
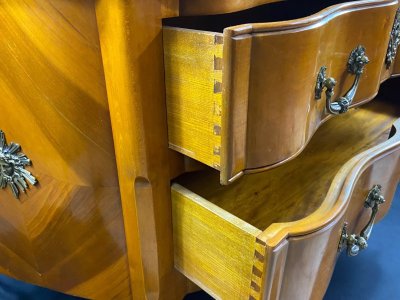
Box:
173 79 400 231
163 0 361 32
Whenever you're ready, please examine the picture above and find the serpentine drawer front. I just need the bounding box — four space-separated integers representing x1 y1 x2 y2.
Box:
171 81 400 300
163 0 400 184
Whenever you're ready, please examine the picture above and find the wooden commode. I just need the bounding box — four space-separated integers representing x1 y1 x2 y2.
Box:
0 0 399 299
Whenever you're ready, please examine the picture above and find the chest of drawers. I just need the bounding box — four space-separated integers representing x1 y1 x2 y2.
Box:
0 0 399 299
164 0 400 184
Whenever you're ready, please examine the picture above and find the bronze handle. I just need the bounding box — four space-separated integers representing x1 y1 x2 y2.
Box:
338 185 385 256
315 45 369 115
0 130 37 199
385 8 400 69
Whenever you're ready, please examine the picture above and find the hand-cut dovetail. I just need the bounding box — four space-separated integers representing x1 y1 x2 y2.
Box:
256 238 267 247
252 266 263 278
214 81 222 93
214 35 223 45
254 250 264 262
213 124 221 135
213 146 221 155
214 56 223 70
250 281 261 292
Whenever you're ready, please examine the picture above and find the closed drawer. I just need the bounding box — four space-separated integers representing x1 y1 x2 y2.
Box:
172 80 400 299
164 0 399 184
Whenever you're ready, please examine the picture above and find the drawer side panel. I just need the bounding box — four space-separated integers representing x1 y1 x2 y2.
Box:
172 184 261 299
164 28 223 170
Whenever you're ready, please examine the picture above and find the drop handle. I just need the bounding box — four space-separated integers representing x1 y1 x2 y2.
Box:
338 185 385 256
315 45 369 115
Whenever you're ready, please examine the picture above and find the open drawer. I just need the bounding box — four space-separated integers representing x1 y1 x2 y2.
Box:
164 0 400 184
171 79 400 299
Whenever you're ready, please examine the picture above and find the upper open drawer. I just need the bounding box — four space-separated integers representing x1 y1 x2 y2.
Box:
163 0 400 184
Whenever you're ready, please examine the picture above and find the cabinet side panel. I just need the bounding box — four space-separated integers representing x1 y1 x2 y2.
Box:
0 1 131 298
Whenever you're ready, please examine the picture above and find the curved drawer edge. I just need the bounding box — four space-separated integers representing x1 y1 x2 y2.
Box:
259 117 400 248
224 65 399 184
221 2 399 184
226 0 397 36
241 92 379 176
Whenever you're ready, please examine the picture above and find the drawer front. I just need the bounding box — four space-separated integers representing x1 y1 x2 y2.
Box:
164 0 400 184
0 2 130 298
228 0 398 179
263 129 400 300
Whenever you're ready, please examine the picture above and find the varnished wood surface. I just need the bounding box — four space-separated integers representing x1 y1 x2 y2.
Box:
95 0 189 299
164 0 399 184
271 129 400 299
164 28 223 170
173 79 400 299
172 185 261 299
176 93 400 231
0 1 131 298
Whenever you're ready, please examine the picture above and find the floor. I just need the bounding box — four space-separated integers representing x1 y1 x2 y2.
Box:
0 186 399 300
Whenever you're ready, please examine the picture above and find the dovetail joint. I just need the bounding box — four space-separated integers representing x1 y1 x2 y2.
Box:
251 281 261 292
214 81 222 93
254 250 264 262
252 266 263 278
214 35 223 45
213 146 221 155
213 124 221 136
214 56 223 71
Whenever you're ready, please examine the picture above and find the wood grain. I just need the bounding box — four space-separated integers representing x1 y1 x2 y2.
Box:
177 97 400 231
164 28 223 170
172 185 261 299
0 1 130 298
95 0 189 299
164 0 399 184
173 79 400 299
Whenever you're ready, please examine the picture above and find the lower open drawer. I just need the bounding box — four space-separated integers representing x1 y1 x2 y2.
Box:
171 80 400 299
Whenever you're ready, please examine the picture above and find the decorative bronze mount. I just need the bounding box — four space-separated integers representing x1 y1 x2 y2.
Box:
338 185 385 256
0 130 37 199
386 8 400 69
315 45 369 115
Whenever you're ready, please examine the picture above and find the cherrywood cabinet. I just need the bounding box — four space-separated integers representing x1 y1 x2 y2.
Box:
0 0 399 299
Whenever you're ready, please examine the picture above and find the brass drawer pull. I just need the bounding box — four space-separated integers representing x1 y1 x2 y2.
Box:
385 8 400 69
0 130 37 199
315 45 369 115
338 185 385 256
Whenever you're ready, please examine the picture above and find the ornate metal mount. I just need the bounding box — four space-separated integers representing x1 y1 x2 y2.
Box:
338 185 385 256
315 45 369 115
0 130 37 199
386 8 400 69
